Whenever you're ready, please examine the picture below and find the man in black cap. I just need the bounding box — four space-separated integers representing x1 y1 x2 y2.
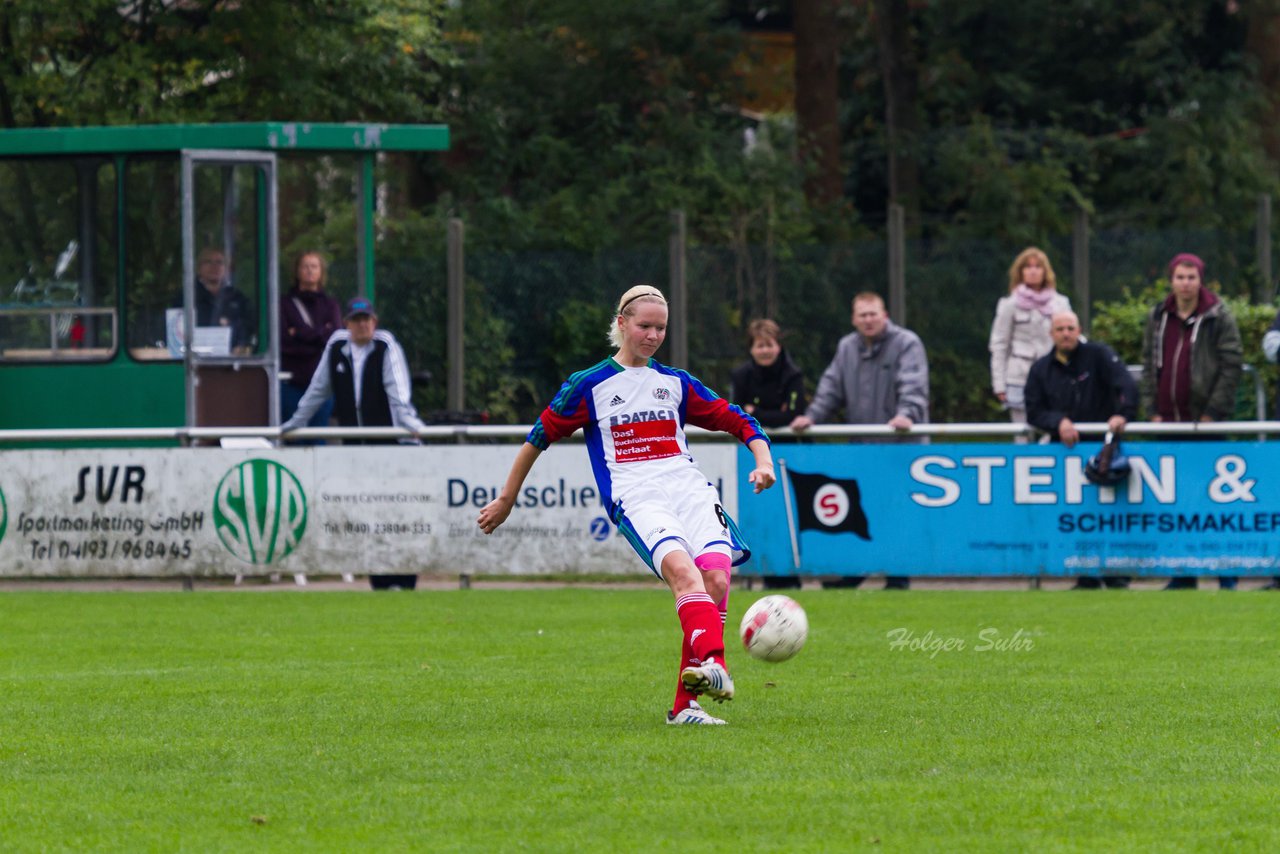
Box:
282 296 427 440
282 296 427 590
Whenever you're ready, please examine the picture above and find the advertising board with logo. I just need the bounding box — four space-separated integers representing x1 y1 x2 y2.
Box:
737 441 1280 578
4 441 1277 578
0 446 738 577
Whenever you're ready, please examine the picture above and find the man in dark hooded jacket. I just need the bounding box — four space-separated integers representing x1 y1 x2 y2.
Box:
1141 253 1242 590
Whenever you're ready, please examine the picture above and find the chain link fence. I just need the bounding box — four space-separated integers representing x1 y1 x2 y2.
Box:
372 215 1273 426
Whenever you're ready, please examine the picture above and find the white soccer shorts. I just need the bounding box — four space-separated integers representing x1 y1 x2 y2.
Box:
610 468 749 577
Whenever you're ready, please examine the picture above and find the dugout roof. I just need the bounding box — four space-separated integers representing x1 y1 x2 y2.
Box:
0 122 450 156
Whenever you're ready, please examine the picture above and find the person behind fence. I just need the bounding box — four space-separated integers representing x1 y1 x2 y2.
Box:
1025 309 1137 589
282 296 426 441
730 318 807 590
789 291 927 590
1141 252 1243 591
730 318 809 429
175 246 254 352
476 285 776 726
989 247 1072 427
282 297 427 590
280 251 343 430
1259 310 1280 590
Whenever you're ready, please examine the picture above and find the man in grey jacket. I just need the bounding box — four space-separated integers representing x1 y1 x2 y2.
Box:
790 291 929 589
791 292 929 433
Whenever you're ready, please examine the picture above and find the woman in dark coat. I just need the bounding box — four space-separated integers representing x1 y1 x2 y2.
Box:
280 251 343 427
730 318 808 429
730 319 808 590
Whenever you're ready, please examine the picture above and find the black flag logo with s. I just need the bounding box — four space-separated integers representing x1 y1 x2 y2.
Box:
787 469 871 540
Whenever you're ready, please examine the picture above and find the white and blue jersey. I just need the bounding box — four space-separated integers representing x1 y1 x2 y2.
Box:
527 357 768 572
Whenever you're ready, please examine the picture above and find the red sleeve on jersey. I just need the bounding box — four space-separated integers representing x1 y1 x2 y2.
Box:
530 398 592 448
685 386 768 446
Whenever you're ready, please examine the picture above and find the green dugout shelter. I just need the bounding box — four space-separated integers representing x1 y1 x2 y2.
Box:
0 122 449 433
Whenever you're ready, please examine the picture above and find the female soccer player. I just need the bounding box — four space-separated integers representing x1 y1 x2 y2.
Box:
477 285 776 725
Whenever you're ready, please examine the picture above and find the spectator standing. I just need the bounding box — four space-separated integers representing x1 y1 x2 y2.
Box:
282 297 427 442
989 247 1072 427
1025 310 1137 589
280 251 343 429
1141 253 1243 590
283 297 427 591
1265 308 1280 416
730 318 809 429
731 318 807 590
477 285 776 725
1261 310 1280 590
790 291 928 590
792 292 928 434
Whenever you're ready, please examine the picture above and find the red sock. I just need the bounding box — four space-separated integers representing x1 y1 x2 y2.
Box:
672 593 724 715
672 632 698 715
675 593 725 666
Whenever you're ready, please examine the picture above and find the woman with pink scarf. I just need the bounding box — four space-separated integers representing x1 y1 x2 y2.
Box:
988 247 1073 426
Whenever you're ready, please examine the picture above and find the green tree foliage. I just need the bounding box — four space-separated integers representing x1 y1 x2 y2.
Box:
824 1 1280 423
843 0 1278 239
435 0 813 250
411 1 829 414
0 1 448 127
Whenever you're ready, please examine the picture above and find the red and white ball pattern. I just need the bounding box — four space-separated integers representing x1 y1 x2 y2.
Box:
739 595 808 663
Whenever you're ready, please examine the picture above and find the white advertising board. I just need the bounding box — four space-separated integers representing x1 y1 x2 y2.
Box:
0 446 740 577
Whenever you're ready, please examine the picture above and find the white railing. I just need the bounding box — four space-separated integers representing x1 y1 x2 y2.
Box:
3 421 1280 445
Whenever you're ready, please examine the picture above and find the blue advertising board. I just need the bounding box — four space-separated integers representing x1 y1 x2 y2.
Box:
736 441 1280 577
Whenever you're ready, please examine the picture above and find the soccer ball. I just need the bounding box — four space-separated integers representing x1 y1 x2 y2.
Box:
739 595 808 663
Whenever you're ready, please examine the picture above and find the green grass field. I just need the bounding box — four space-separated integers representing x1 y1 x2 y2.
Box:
1 588 1277 851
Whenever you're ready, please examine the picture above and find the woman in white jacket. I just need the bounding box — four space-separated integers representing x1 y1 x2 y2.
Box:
988 247 1072 424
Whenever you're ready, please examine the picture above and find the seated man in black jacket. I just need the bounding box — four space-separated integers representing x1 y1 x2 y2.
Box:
1025 310 1138 589
173 247 255 352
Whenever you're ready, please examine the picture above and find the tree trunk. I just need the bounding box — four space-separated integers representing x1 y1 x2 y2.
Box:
794 0 843 208
1246 0 1280 167
874 0 921 228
